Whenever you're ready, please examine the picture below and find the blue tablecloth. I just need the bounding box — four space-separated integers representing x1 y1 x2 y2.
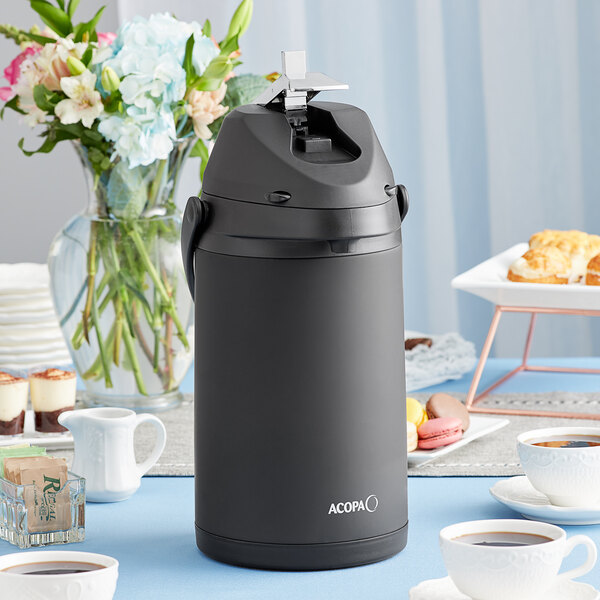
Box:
3 358 600 599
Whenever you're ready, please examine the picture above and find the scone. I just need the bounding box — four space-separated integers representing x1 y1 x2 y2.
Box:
529 230 589 281
548 237 589 282
529 229 564 249
586 254 600 286
587 235 600 262
507 246 570 284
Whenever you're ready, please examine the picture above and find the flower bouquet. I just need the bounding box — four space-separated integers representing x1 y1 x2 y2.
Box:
1 0 273 409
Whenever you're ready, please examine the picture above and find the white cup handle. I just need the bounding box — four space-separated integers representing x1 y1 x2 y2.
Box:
134 414 167 477
556 535 597 584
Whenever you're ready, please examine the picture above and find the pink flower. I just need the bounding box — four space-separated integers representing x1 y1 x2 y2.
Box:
0 46 40 102
186 83 228 139
97 32 116 46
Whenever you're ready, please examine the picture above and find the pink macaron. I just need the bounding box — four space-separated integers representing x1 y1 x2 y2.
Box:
417 417 463 450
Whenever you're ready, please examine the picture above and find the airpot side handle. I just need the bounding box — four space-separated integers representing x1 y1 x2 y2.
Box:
181 196 208 300
385 184 409 222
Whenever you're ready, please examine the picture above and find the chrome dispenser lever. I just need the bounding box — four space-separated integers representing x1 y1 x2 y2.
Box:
255 50 348 111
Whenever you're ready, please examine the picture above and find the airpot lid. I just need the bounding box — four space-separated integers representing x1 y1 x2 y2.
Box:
201 51 396 210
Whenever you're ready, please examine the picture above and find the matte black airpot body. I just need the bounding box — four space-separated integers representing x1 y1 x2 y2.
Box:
181 51 409 570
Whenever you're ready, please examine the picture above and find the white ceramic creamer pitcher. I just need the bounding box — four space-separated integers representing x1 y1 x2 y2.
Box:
58 407 167 502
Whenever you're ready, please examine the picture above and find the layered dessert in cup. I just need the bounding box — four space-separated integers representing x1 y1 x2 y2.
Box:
0 371 28 436
29 368 76 433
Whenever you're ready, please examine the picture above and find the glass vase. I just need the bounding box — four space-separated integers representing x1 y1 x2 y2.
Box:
48 143 194 411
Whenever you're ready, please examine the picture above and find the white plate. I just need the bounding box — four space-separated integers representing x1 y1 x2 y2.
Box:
452 243 600 310
0 410 73 450
0 291 51 307
0 264 49 294
0 353 72 371
0 310 57 325
0 332 65 347
409 576 598 600
0 322 63 334
408 415 509 466
0 299 54 313
490 476 600 525
0 340 68 356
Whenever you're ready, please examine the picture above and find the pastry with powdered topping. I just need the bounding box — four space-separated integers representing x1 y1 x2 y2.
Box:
507 246 570 285
586 254 600 286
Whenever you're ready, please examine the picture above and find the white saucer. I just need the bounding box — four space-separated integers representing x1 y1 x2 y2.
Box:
409 576 599 599
490 476 600 525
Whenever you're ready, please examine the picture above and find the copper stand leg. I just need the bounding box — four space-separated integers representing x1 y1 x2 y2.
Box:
464 305 600 420
465 306 503 409
521 312 537 367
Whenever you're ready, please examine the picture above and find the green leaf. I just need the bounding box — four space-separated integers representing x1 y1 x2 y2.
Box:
1 96 26 119
182 34 196 87
223 73 271 107
50 122 84 138
81 44 93 67
87 146 111 172
56 0 65 9
219 34 239 57
67 0 80 19
204 56 233 80
80 128 104 145
221 0 252 46
106 160 148 219
32 84 61 113
201 19 211 38
192 55 233 91
73 5 105 43
191 139 210 182
18 124 79 156
103 92 122 113
190 138 208 159
19 136 55 156
30 1 73 37
22 31 57 45
193 77 225 92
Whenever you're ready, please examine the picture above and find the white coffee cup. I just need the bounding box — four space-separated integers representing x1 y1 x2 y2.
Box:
0 550 118 600
439 519 596 600
517 426 600 507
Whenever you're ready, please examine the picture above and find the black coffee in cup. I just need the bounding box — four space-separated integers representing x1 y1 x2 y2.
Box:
530 435 600 448
2 561 105 575
454 532 553 547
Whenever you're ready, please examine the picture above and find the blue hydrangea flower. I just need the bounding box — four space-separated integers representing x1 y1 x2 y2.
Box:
98 13 218 167
99 106 177 168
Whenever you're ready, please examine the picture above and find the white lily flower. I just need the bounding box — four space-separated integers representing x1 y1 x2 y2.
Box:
55 70 104 128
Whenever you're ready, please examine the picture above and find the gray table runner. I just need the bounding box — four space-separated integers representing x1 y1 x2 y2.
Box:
55 392 600 477
409 391 600 476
